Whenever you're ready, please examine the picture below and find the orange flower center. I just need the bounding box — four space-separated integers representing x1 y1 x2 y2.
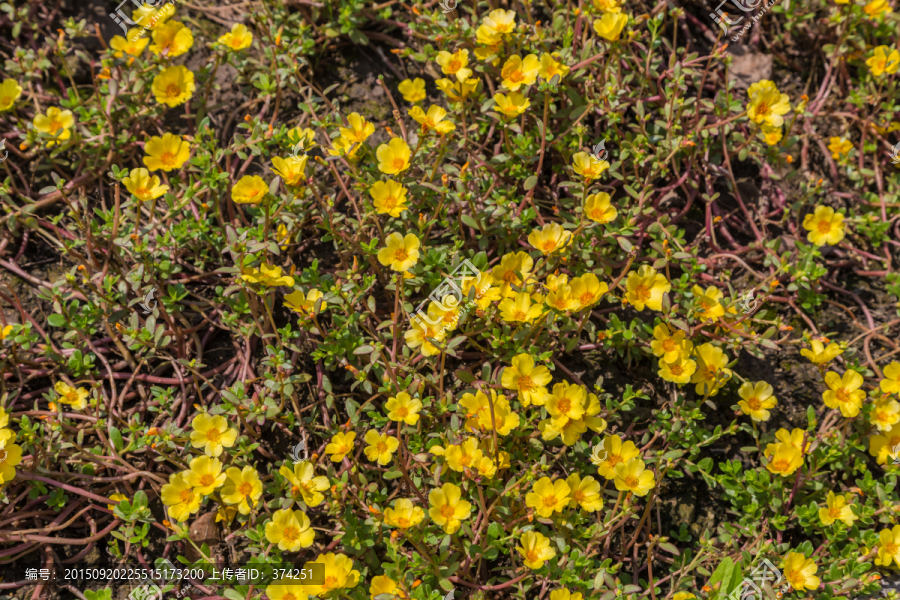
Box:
669 363 684 376
65 390 79 402
166 83 181 98
541 494 558 508
179 489 194 504
376 442 388 455
624 475 639 488
503 272 520 284
1 95 11 106
136 187 150 197
381 196 397 209
512 310 527 320
817 220 832 234
460 454 472 467
323 576 338 589
160 151 176 166
517 375 535 392
282 526 299 543
238 482 253 496
508 70 524 83
525 550 540 563
835 388 850 404
395 517 410 528
771 459 790 472
607 454 623 467
395 406 409 418
448 59 462 72
393 249 409 262
633 284 651 302
48 120 64 134
392 158 406 170
541 240 557 251
440 504 455 519
579 292 595 306
556 398 572 414
231 37 243 48
756 102 770 118
662 339 676 352
746 397 762 411
205 428 222 443
199 474 215 487
572 490 585 503
828 507 842 519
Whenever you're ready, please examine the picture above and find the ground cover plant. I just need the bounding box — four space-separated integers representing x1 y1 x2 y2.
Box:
0 0 899 598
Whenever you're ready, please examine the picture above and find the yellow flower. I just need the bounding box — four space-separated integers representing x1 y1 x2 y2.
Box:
231 174 268 204
764 428 810 458
149 20 193 57
436 49 473 82
408 105 455 135
550 591 584 600
692 285 726 321
461 271 501 310
803 205 846 246
528 223 571 255
658 355 697 385
377 232 420 272
569 273 608 311
364 429 399 465
493 92 530 119
593 0 622 12
339 113 375 145
766 442 803 476
614 458 656 496
545 284 576 312
370 180 408 217
584 192 617 224
800 339 843 365
827 137 853 159
672 594 696 600
870 423 900 464
650 323 689 362
782 553 820 592
625 265 671 311
143 133 191 172
882 361 900 393
444 438 483 472
328 136 363 160
871 397 900 432
572 151 610 180
481 8 517 35
265 508 315 551
475 26 503 61
109 30 149 58
517 530 555 569
284 289 325 316
691 343 732 396
369 576 402 600
500 54 541 91
0 79 22 112
376 138 412 174
151 65 195 107
759 125 783 146
107 493 128 510
0 441 21 483
218 23 253 50
492 251 534 297
398 78 426 103
279 461 329 507
818 491 857 526
304 554 359 596
385 392 423 425
499 291 543 323
867 46 900 76
435 77 479 102
265 580 308 600
221 466 263 514
864 0 891 17
133 3 175 29
428 483 471 534
189 413 238 457
459 390 519 435
538 53 570 81
737 381 777 422
33 107 75 147
593 12 628 40
566 473 603 512
404 317 446 357
241 264 295 287
54 382 89 410
122 168 169 202
185 455 226 495
272 155 308 187
823 370 866 417
526 477 571 517
546 381 586 429
501 353 552 406
324 431 355 462
746 80 791 128
161 471 201 522
876 526 900 566
384 498 425 529
215 505 238 525
595 435 640 479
